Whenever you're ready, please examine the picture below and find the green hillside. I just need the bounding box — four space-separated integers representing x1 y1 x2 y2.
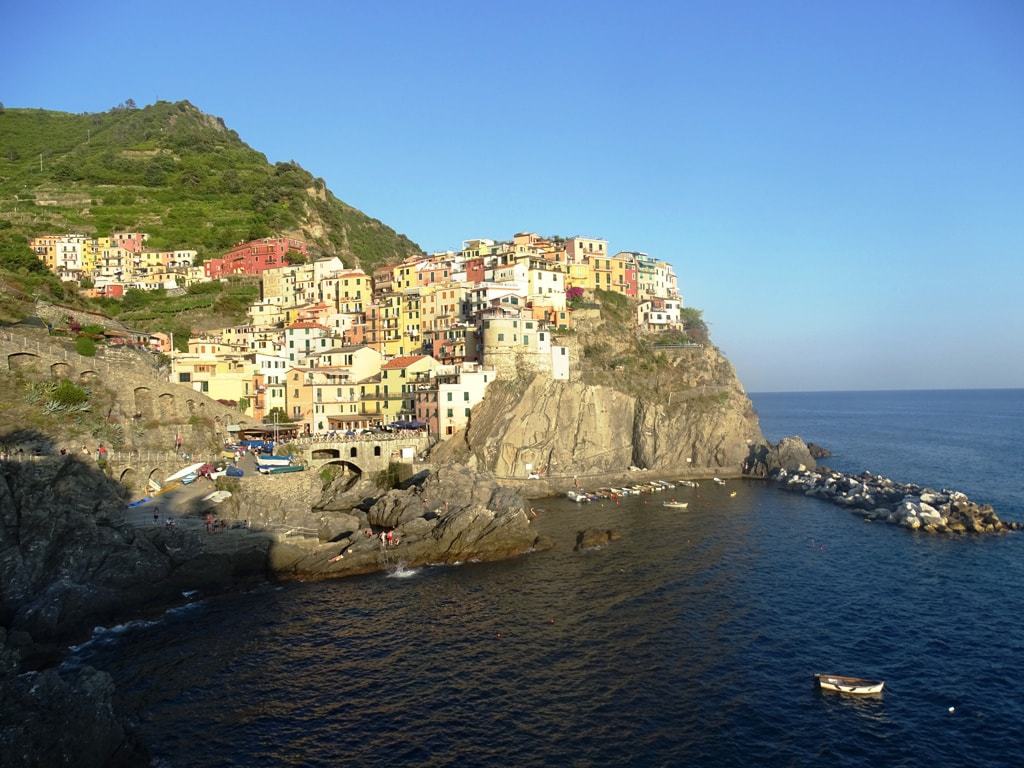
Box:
0 100 422 269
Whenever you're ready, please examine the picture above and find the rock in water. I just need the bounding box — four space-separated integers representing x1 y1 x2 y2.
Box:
744 436 817 478
574 528 622 551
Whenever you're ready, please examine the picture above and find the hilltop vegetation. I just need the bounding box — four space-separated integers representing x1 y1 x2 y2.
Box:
0 100 421 269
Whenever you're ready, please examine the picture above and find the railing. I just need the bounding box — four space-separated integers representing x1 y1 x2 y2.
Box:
292 432 427 446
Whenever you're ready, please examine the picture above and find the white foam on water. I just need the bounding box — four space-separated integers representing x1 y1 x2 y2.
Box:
68 618 160 654
386 563 420 579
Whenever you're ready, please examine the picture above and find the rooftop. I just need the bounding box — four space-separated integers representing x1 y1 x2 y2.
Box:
382 355 428 370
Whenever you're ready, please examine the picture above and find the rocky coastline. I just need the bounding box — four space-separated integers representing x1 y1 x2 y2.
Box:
773 465 1019 534
0 456 544 767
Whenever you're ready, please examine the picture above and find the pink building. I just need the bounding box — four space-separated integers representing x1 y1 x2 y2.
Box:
204 237 309 279
111 232 147 253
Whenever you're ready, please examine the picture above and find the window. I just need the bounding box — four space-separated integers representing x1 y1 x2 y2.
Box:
374 445 381 456
539 333 545 341
561 348 567 356
465 408 470 417
293 389 299 398
447 392 453 401
447 408 453 418
350 447 358 458
497 333 504 342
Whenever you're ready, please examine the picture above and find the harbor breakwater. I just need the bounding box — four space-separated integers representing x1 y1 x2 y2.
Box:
773 466 1019 534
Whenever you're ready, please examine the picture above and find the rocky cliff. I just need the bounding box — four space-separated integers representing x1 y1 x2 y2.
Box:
432 343 765 489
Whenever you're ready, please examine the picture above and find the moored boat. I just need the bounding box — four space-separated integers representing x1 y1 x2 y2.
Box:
815 674 885 695
663 501 689 509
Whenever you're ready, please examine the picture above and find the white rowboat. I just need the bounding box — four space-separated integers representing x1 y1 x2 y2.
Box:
815 674 884 695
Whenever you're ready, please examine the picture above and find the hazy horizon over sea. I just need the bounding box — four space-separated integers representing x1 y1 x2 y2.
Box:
69 388 1024 767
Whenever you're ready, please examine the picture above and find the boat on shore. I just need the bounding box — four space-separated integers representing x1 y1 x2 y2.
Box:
663 501 689 509
257 454 293 467
815 674 885 695
164 462 205 484
258 464 305 475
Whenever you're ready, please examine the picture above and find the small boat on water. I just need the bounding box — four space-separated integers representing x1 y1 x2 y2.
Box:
815 674 885 695
566 490 589 503
713 477 726 486
729 491 737 498
663 501 689 509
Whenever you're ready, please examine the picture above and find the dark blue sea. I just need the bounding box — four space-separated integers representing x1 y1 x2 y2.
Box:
70 389 1024 767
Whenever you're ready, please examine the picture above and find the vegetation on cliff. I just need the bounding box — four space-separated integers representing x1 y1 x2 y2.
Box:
0 100 422 270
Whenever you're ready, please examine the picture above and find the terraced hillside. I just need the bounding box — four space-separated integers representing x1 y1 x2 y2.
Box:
0 100 421 270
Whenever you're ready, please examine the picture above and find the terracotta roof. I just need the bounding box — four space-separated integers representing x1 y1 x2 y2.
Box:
287 321 326 330
382 355 427 370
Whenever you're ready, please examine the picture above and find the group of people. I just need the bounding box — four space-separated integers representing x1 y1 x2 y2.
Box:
367 528 400 548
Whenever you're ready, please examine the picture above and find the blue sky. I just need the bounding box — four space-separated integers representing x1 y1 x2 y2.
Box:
2 0 1022 391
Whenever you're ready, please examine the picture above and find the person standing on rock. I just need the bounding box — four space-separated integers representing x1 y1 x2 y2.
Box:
153 506 160 526
386 530 394 547
175 432 183 453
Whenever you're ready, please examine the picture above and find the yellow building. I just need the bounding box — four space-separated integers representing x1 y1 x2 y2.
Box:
420 282 468 335
367 354 439 420
398 290 421 350
366 293 405 357
172 354 256 414
320 269 371 313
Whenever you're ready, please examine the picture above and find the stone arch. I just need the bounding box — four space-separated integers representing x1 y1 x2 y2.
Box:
312 448 341 460
119 467 137 491
51 361 72 378
186 399 196 415
134 387 154 420
7 352 41 372
79 370 98 383
158 392 175 420
320 459 363 483
147 468 163 491
214 415 223 433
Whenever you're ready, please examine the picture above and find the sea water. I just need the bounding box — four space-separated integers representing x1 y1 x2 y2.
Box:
72 389 1024 767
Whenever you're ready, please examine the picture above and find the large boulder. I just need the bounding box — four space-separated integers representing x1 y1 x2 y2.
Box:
574 529 622 551
745 436 817 478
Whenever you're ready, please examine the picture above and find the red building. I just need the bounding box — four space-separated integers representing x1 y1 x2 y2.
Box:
624 264 638 298
204 237 309 279
465 257 485 284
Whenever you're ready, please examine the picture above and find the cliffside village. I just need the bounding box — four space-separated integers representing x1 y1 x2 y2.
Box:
31 231 683 438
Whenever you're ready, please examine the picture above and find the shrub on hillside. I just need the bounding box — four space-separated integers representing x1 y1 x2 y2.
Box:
51 379 90 407
75 336 97 356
